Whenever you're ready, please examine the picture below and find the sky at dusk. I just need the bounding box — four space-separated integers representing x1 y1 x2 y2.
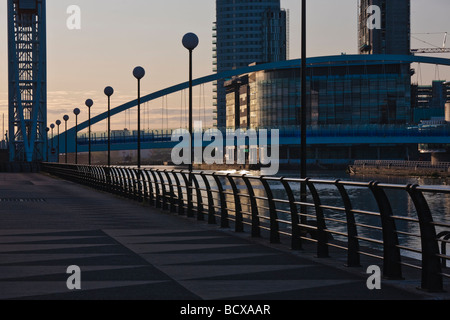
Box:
0 0 450 135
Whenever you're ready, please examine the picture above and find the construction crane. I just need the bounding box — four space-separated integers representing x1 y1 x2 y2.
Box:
411 32 450 54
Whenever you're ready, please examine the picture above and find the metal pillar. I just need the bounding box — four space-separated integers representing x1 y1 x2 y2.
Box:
8 0 47 163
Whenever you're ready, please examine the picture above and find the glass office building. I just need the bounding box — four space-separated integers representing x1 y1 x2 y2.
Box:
359 0 411 55
225 59 412 130
214 0 288 129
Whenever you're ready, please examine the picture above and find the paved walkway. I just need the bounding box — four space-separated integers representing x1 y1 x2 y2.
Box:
0 173 443 300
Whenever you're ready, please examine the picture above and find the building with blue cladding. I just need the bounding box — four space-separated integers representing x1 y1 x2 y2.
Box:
225 57 413 130
223 56 450 166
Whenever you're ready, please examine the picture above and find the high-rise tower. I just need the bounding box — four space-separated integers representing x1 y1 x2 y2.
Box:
359 0 410 55
213 0 288 129
8 0 47 162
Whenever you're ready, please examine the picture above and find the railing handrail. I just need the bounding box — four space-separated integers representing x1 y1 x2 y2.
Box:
353 160 450 170
41 162 450 293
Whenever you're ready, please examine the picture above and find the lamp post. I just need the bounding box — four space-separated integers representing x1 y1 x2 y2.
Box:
50 124 55 161
56 120 61 163
182 32 199 218
45 127 50 162
63 115 69 164
300 0 308 229
104 86 114 166
73 108 81 164
133 67 145 169
85 99 94 165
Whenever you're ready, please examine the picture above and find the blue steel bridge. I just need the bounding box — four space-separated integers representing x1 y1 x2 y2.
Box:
51 54 450 156
68 125 450 154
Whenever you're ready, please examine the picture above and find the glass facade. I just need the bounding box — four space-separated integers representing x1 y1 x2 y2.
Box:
226 61 412 129
214 0 288 128
359 0 411 55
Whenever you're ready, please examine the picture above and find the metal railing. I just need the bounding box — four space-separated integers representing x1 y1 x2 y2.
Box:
41 163 450 292
353 160 450 170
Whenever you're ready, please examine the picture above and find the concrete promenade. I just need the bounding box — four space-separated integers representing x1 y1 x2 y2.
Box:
0 172 446 300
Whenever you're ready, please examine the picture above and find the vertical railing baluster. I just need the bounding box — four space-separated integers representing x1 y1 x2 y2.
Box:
150 170 161 209
306 178 329 258
172 171 185 216
135 169 143 203
406 184 443 292
335 180 361 267
260 177 280 244
192 173 204 221
226 174 243 233
369 181 403 280
213 173 229 228
118 168 126 197
200 172 216 225
242 175 260 238
156 170 168 210
143 170 154 206
163 170 176 213
180 171 193 217
280 178 302 250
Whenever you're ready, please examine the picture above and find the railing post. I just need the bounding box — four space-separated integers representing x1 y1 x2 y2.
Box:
335 180 361 267
180 171 193 217
143 170 155 206
150 170 161 209
119 167 128 197
406 184 443 292
181 171 194 218
199 172 216 225
306 179 329 258
280 178 302 250
260 177 280 244
171 171 185 215
156 170 168 211
136 169 143 203
141 169 149 205
192 173 205 221
369 181 403 280
213 173 229 229
105 166 112 194
129 168 138 200
226 174 243 233
123 168 133 199
163 170 176 213
242 175 261 238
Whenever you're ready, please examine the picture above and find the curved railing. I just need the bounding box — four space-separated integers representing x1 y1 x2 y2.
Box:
41 163 450 292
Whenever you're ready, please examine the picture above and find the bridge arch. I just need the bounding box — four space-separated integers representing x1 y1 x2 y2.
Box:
59 54 450 146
